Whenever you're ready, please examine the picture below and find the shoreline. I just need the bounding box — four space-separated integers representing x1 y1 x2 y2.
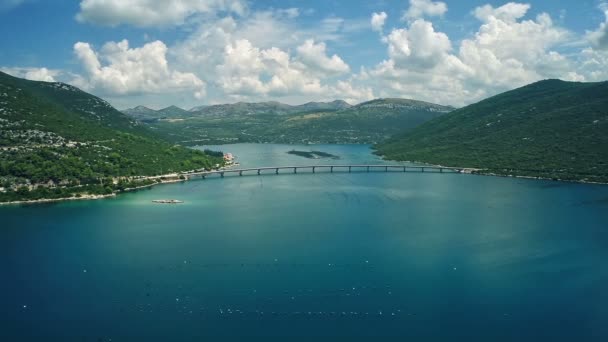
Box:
2 158 606 205
473 171 608 186
0 163 239 206
0 193 116 205
378 156 608 186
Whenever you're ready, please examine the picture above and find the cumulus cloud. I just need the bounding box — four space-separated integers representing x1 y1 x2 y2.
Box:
371 12 387 32
0 67 59 82
73 40 205 98
214 38 347 98
403 0 447 21
586 3 608 49
361 2 580 106
168 9 366 103
76 0 247 27
52 1 608 108
385 19 452 69
296 39 350 75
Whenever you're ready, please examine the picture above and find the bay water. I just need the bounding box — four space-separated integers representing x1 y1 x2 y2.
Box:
1 144 607 340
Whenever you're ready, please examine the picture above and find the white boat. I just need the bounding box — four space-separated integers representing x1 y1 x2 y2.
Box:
152 199 184 204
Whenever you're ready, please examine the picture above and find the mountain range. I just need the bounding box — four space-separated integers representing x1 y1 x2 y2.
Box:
123 100 353 121
123 98 454 145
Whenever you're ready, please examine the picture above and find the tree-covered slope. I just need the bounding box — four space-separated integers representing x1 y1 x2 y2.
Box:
375 79 608 183
0 71 223 202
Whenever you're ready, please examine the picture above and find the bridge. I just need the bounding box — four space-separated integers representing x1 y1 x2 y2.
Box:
181 165 475 179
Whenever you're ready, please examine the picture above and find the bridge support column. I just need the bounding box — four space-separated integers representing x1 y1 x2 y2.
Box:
385 166 388 172
221 172 225 178
404 166 406 172
294 168 297 174
367 166 370 172
257 170 261 175
202 175 206 179
312 167 315 173
421 167 424 173
440 168 443 173
239 171 243 176
275 168 279 174
330 166 334 173
349 166 351 173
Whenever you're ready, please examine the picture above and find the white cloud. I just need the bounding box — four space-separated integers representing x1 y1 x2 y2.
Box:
473 2 530 23
403 0 447 21
578 48 608 81
73 40 205 98
76 0 247 27
361 2 580 106
42 1 606 108
214 39 344 98
331 80 374 104
168 9 363 103
215 40 307 96
459 8 571 87
385 19 452 69
0 67 61 82
23 68 58 82
296 39 350 75
371 11 387 32
586 3 608 49
0 67 60 82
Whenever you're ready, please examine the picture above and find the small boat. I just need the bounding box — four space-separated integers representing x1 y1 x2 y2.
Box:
152 199 184 204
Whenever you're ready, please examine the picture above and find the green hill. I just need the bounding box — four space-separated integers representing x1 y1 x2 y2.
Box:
122 105 160 121
263 99 454 144
375 79 608 183
158 105 190 117
122 105 191 122
0 71 223 202
128 98 453 145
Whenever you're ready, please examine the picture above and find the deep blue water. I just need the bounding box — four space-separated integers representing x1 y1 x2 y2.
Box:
1 144 608 341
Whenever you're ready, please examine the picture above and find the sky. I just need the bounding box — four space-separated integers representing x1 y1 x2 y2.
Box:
1 0 607 110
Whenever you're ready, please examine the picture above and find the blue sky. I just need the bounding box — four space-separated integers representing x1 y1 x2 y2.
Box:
1 0 607 109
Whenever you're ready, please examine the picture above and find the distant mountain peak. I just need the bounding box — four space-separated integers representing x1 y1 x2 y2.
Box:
132 105 153 111
355 98 454 111
162 105 181 110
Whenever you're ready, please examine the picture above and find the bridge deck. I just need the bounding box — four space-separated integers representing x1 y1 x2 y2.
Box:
182 165 470 178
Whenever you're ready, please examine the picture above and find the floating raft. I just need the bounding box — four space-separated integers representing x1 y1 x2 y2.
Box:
152 199 184 204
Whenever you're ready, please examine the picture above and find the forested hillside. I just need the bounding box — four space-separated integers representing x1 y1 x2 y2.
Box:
376 80 608 183
0 71 223 202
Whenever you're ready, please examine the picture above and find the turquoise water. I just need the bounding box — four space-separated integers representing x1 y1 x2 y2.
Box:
1 144 608 341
